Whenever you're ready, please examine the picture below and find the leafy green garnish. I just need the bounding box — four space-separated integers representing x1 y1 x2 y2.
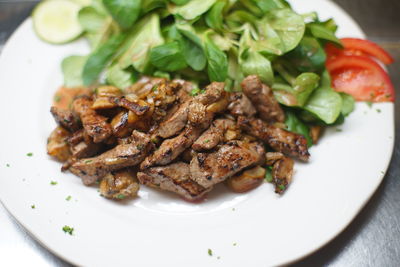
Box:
207 248 213 256
26 153 33 157
102 0 141 29
50 181 58 185
62 225 74 235
66 195 72 201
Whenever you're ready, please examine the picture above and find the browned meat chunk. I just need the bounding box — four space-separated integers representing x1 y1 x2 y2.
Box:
137 162 211 201
70 141 102 159
72 96 112 143
109 96 149 116
195 82 224 105
153 100 190 138
265 152 285 166
190 141 265 188
99 169 140 200
310 126 323 144
226 166 266 193
140 126 202 169
47 126 72 162
70 131 152 185
50 107 80 132
238 117 310 161
241 75 285 123
228 93 257 117
192 119 235 151
271 156 294 194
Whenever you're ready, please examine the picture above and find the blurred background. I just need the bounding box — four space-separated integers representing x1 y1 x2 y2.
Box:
0 0 399 266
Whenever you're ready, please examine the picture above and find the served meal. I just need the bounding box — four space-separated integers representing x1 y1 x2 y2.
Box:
37 0 394 201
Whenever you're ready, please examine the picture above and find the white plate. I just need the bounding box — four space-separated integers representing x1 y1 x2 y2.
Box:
0 0 395 266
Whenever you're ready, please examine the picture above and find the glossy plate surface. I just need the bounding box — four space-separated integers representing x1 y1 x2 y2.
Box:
0 0 394 266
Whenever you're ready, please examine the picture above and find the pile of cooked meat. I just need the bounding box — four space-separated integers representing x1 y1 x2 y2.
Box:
47 75 311 201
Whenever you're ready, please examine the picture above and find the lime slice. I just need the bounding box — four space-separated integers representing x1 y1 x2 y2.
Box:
32 0 83 44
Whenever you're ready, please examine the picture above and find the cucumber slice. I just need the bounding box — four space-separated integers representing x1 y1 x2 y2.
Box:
32 0 83 44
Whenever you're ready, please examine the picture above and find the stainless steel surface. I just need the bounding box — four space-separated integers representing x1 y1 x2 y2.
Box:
0 1 399 266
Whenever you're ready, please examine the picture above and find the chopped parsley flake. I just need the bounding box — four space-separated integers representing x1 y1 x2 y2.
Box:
84 160 93 164
204 139 210 143
6 164 10 167
208 249 213 256
265 168 273 183
116 194 126 199
26 153 33 157
62 225 74 235
31 205 35 209
278 184 286 191
66 196 72 201
366 101 373 108
233 243 237 246
50 181 58 185
376 109 381 113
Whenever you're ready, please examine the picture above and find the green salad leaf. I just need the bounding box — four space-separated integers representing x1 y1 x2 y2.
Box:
62 55 88 87
150 41 187 71
102 0 141 29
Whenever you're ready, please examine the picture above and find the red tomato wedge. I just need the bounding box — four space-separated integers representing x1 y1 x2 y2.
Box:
326 38 394 65
326 55 395 102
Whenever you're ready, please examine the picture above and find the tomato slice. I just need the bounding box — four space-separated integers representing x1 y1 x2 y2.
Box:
326 55 395 102
326 38 394 65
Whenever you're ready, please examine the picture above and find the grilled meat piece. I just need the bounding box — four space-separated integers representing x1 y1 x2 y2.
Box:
70 131 152 185
241 75 285 123
50 107 81 132
110 96 149 116
226 166 266 193
99 169 140 200
190 141 265 188
153 100 190 139
47 126 72 162
265 152 285 166
70 141 102 159
72 96 112 143
270 156 294 194
238 116 310 161
228 93 257 117
192 119 235 151
140 126 202 169
137 162 211 201
195 82 224 105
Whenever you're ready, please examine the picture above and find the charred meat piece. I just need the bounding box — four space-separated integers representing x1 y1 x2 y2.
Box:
137 162 211 201
99 169 140 200
50 107 81 132
195 82 225 105
228 93 257 117
226 166 266 193
265 152 285 166
153 100 190 139
241 75 285 123
192 119 235 151
270 156 294 194
47 126 72 162
72 96 112 143
238 117 310 161
140 126 202 169
70 141 102 159
190 141 265 188
70 131 152 185
109 96 149 116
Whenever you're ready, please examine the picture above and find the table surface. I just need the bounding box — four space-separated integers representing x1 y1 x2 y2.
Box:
0 0 399 266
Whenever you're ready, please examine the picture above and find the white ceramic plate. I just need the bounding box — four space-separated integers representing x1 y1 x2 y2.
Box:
0 1 395 266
